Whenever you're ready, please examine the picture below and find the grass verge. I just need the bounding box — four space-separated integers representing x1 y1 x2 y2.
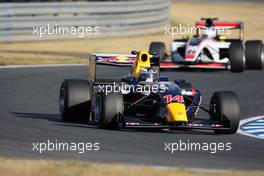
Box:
0 158 264 176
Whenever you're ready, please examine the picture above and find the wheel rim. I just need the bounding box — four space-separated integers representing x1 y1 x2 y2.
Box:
59 87 65 115
210 99 217 119
243 53 246 68
261 46 264 66
95 95 102 123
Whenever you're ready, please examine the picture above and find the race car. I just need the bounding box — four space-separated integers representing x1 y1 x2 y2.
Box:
150 18 264 72
59 51 240 134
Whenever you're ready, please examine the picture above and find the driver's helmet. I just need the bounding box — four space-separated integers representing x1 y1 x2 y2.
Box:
138 68 158 83
203 27 217 38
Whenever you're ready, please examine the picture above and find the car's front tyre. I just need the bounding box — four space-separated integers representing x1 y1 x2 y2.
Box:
210 91 240 134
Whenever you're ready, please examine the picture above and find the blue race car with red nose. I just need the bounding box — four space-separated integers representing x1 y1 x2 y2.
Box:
59 51 240 134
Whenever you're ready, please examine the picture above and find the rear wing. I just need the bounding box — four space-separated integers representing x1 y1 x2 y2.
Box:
88 53 134 83
195 21 243 30
95 53 135 66
88 52 160 83
195 19 244 40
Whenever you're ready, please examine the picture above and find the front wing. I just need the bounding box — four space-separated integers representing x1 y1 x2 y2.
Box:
120 116 229 131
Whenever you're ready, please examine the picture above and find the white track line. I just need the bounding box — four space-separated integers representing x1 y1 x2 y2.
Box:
243 129 264 133
238 115 264 139
242 126 264 129
246 123 264 126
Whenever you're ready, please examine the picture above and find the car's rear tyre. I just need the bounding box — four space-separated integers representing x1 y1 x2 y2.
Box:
59 79 91 121
171 39 187 61
96 92 123 130
245 40 264 70
229 41 245 72
210 91 240 134
149 42 166 62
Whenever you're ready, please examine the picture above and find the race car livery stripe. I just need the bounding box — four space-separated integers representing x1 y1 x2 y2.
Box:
185 54 196 59
160 62 226 67
195 21 241 28
191 88 195 96
195 63 226 67
98 57 134 62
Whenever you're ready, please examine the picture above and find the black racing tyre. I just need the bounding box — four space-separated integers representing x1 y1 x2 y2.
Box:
172 39 187 60
229 41 245 72
173 39 188 42
149 42 166 62
245 40 264 70
210 91 240 134
95 92 124 130
59 79 91 121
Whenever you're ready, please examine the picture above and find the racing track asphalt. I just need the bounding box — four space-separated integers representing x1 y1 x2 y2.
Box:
0 65 263 170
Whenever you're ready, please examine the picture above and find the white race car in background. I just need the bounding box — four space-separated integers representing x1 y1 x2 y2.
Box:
150 18 264 72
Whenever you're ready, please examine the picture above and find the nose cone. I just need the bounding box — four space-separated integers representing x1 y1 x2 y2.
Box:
166 103 188 123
